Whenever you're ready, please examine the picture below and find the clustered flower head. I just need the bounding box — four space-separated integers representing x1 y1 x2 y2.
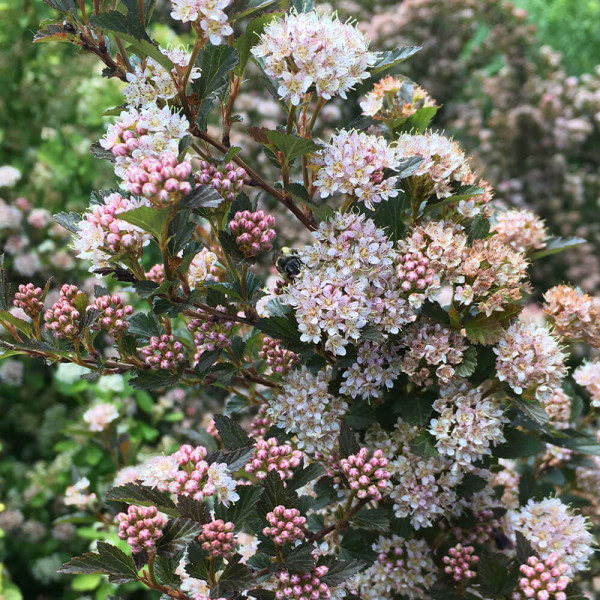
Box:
340 447 390 501
263 506 307 546
188 315 233 364
283 213 416 356
251 405 271 438
245 437 302 482
396 250 436 294
127 154 193 207
141 334 186 371
90 294 133 337
229 210 276 257
187 248 219 289
442 543 479 582
195 161 246 203
169 0 233 45
542 388 572 429
273 565 331 600
252 10 377 105
544 285 600 347
310 130 401 210
146 263 165 284
198 519 236 558
492 209 548 254
494 322 567 404
259 336 298 375
361 535 436 600
13 283 44 320
573 360 600 407
267 367 348 454
83 402 119 432
360 76 437 121
64 477 96 509
398 321 468 386
44 284 82 341
117 505 166 554
74 192 150 270
430 384 508 467
517 554 571 600
510 498 594 574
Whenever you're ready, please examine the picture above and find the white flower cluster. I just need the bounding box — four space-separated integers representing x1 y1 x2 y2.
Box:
573 360 600 407
510 498 594 575
252 10 377 105
74 192 151 270
170 0 233 45
283 212 416 356
494 321 567 403
491 208 548 253
83 403 119 432
267 366 348 455
310 130 401 209
429 384 508 468
188 248 219 289
360 535 436 600
396 132 475 199
340 341 402 400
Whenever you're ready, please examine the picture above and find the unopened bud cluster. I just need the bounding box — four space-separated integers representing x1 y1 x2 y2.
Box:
274 565 330 600
198 519 236 558
245 438 302 482
339 448 390 501
259 336 298 374
443 543 479 582
196 161 246 203
127 154 192 207
251 404 272 438
166 444 215 502
90 294 133 337
397 250 435 292
141 334 186 371
117 505 165 554
229 210 276 257
264 506 307 546
44 284 82 341
13 283 44 320
145 263 165 284
516 554 570 600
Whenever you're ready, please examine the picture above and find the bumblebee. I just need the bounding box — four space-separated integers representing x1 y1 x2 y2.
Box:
274 247 303 281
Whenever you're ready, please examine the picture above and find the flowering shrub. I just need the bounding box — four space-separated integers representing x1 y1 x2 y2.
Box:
3 0 600 599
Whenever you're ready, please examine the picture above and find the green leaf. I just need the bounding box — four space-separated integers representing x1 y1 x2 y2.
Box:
319 559 364 586
0 256 9 312
127 312 162 339
339 529 377 564
176 496 211 524
235 12 282 76
351 507 390 531
289 0 314 12
409 430 439 458
213 414 254 450
211 555 253 596
129 370 182 391
227 0 279 20
154 553 184 587
57 542 138 584
455 346 477 377
179 185 224 210
514 398 549 426
360 192 408 242
394 392 435 427
185 541 212 581
207 446 254 472
456 473 488 497
284 544 315 572
257 472 288 518
54 211 82 234
193 45 239 102
43 0 77 12
339 423 360 458
215 485 264 531
34 21 82 44
256 314 306 352
0 311 32 338
495 428 542 458
90 11 173 72
264 131 321 163
530 236 587 261
402 106 438 133
464 313 505 346
118 206 171 240
371 46 421 74
396 155 424 179
477 554 519 598
543 431 600 456
157 518 203 557
105 483 178 515
287 463 324 493
469 215 490 241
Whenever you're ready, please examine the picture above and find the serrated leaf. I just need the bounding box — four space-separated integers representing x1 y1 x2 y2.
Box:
118 206 171 240
227 0 278 20
257 472 288 518
401 106 438 134
176 496 211 523
193 45 239 102
469 215 490 241
455 346 477 377
0 311 32 337
256 314 305 352
477 555 519 597
105 483 178 515
215 485 264 531
371 46 421 74
495 428 542 458
339 423 360 459
179 185 224 210
409 430 439 458
350 507 390 531
395 393 434 426
359 191 408 242
456 473 488 497
127 312 162 339
320 559 364 586
34 22 82 44
515 531 536 564
284 544 315 573
58 542 138 584
213 414 254 450
514 398 549 426
185 541 212 580
207 446 254 472
211 555 253 597
542 431 600 456
264 131 321 163
265 297 291 318
530 236 586 260
464 313 505 345
157 518 203 557
54 211 82 234
129 370 181 391
43 0 77 12
287 463 324 493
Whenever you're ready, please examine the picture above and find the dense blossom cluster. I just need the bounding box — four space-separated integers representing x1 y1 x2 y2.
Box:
263 506 306 546
442 543 478 582
43 284 82 341
252 10 377 105
196 161 247 203
517 554 571 600
229 210 276 257
169 0 233 44
544 285 600 347
13 283 44 320
198 520 236 558
245 437 303 482
272 565 331 600
494 322 567 403
141 334 186 371
491 209 548 254
187 248 219 289
339 448 390 501
188 316 233 363
90 294 133 337
310 130 402 209
259 336 298 375
83 403 119 432
573 361 600 407
117 505 166 554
